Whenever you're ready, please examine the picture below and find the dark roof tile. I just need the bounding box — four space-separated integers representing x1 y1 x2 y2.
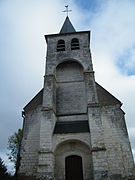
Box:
24 89 43 112
60 16 76 34
96 83 121 106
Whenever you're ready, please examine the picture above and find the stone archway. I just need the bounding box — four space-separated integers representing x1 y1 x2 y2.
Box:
54 140 92 180
56 60 87 115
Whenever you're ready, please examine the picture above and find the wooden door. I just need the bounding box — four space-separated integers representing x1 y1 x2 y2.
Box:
65 155 83 180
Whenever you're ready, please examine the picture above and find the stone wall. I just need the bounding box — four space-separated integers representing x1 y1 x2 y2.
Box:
56 61 87 115
101 105 135 178
19 106 41 176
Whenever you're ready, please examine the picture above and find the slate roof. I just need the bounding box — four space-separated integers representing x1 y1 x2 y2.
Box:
60 16 76 34
24 89 43 112
23 83 121 112
96 83 122 106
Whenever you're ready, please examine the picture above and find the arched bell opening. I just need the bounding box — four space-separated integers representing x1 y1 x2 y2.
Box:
71 38 80 50
57 39 65 51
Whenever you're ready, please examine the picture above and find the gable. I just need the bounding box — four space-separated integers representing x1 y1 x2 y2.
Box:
96 83 122 106
23 83 121 112
24 89 43 112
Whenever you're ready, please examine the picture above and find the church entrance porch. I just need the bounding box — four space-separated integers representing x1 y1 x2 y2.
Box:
54 139 92 180
65 155 83 180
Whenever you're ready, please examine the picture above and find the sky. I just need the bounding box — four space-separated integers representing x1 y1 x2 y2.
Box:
0 0 135 173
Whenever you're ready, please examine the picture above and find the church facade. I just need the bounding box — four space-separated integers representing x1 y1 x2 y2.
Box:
18 16 135 180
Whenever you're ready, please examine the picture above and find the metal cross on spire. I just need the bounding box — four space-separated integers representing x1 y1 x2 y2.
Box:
62 5 72 17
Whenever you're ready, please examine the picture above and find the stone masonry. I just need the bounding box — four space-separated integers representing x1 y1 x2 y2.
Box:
18 16 135 180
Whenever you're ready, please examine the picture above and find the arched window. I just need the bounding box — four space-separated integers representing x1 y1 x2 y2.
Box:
71 38 80 50
57 39 65 51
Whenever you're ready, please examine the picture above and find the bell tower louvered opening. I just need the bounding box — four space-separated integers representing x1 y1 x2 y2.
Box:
71 38 80 50
57 39 65 51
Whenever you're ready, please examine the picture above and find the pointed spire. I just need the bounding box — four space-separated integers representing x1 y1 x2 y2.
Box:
60 16 76 34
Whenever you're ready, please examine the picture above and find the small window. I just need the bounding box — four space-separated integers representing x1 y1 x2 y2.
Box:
71 38 80 50
57 39 65 52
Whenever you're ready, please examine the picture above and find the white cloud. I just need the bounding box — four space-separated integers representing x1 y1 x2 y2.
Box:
124 48 135 72
132 149 135 159
129 127 135 138
0 150 14 174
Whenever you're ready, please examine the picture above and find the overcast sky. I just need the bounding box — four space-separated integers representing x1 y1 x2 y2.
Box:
0 0 135 173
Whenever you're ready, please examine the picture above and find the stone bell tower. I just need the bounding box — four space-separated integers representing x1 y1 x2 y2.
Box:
18 16 135 180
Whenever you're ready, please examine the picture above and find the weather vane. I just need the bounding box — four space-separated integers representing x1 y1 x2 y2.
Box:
62 5 72 16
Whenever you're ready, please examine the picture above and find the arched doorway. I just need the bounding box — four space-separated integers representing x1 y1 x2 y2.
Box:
65 155 83 180
54 140 92 179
